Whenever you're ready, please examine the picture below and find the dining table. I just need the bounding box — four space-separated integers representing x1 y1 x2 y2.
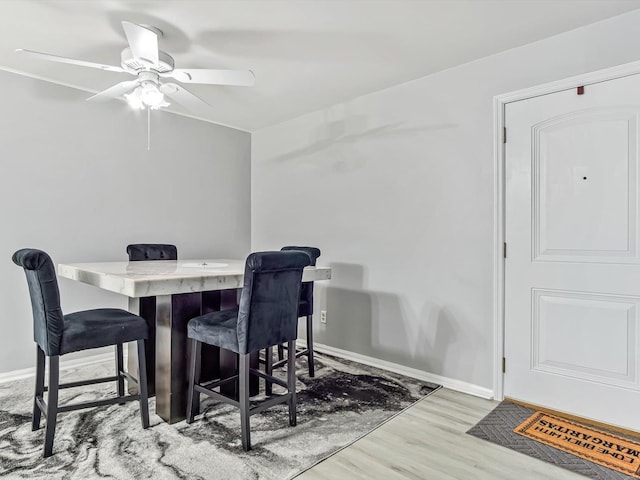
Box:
57 258 332 424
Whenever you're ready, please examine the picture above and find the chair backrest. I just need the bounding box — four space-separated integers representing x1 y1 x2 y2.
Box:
281 246 321 312
12 249 64 356
237 251 311 354
126 244 177 261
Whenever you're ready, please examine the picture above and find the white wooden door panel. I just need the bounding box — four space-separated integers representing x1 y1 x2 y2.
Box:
504 73 640 430
532 289 638 386
534 110 637 261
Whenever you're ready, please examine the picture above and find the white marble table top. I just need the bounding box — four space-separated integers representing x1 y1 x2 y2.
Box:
58 259 332 298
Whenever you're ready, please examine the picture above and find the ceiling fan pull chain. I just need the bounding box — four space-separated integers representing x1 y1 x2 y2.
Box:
147 107 151 151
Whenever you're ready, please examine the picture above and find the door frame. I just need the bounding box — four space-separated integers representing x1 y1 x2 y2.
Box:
493 59 640 400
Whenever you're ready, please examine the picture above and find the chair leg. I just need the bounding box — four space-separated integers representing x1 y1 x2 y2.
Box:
287 340 297 427
32 346 45 431
239 353 251 451
277 344 284 361
116 343 125 403
306 315 315 377
136 340 150 429
265 347 273 396
43 356 59 458
186 338 201 424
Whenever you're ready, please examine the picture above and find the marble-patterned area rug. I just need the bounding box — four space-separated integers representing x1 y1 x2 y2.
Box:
0 352 439 479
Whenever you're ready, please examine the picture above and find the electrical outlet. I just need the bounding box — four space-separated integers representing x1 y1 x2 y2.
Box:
320 310 327 324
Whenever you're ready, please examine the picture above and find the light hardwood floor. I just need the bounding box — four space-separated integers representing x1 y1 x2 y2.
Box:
298 388 586 479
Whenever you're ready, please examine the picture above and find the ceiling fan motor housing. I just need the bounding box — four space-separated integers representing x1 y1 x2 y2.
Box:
120 48 174 73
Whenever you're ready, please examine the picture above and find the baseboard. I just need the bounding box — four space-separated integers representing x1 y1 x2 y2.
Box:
310 342 494 400
0 352 115 385
1 343 494 399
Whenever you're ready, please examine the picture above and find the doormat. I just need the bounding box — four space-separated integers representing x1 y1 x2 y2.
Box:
467 401 640 480
515 412 640 479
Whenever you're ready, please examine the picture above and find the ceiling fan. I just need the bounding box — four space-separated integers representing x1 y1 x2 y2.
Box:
16 21 255 117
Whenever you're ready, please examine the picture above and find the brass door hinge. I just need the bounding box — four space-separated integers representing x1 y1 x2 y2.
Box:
502 357 506 373
503 242 507 259
503 126 507 144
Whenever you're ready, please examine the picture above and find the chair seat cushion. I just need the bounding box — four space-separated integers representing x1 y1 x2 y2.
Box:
187 309 240 353
61 309 148 355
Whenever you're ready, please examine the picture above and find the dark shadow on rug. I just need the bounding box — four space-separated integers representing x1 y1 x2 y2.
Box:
0 352 439 480
467 401 639 480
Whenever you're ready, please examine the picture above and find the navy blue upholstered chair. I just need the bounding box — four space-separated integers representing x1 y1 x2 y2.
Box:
126 244 177 393
126 243 177 261
127 243 229 395
269 246 321 380
185 250 311 451
12 249 150 457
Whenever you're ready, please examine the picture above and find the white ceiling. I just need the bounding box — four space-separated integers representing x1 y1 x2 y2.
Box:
1 0 639 131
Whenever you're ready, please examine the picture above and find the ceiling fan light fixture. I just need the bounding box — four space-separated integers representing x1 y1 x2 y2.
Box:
125 87 144 110
139 82 165 108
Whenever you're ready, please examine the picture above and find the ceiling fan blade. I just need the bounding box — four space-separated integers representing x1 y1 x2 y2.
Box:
16 49 125 73
87 80 140 102
159 82 212 117
121 21 159 67
167 68 255 86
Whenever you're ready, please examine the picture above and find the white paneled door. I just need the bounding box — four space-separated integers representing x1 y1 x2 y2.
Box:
504 74 640 431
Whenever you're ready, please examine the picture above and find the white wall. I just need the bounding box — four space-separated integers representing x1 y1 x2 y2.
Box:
251 10 640 392
0 70 251 374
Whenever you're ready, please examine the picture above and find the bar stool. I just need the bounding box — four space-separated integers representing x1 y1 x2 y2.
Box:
126 244 177 394
12 248 150 457
269 246 321 380
126 243 177 261
125 243 227 395
185 250 311 450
